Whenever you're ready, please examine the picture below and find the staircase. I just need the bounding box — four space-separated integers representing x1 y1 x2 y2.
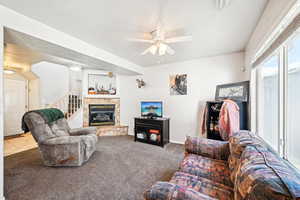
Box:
49 93 82 119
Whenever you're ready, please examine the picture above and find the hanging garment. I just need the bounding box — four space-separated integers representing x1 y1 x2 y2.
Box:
218 99 240 140
200 105 208 136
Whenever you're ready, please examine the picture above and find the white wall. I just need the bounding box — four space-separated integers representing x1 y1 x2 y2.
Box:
28 79 40 110
69 70 82 96
119 75 142 136
120 52 247 143
0 26 4 200
68 109 83 129
32 62 69 106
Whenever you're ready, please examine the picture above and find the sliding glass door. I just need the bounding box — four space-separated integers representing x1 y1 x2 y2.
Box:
256 31 300 169
258 55 279 151
287 35 300 168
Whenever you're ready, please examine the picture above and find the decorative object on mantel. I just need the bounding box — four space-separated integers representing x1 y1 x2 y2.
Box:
108 72 114 78
88 73 117 95
169 74 187 95
136 79 146 88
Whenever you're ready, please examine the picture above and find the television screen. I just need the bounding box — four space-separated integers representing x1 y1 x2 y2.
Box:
141 101 163 118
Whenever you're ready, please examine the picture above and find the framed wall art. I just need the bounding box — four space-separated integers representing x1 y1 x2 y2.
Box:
215 81 249 102
169 74 187 95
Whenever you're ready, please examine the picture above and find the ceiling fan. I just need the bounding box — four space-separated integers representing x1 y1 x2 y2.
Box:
129 23 192 56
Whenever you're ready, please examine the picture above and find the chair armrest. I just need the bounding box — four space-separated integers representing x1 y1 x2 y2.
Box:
39 136 82 166
185 136 229 160
69 127 97 136
144 182 217 200
41 136 81 145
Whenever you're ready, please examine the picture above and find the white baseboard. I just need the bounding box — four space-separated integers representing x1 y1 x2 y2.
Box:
170 140 185 145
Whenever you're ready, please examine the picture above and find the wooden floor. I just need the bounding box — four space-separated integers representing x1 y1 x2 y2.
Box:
4 133 37 157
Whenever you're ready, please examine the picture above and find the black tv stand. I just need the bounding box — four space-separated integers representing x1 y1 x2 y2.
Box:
140 116 161 120
134 117 169 147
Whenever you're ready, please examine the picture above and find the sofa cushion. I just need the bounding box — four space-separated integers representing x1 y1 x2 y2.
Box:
170 172 233 200
144 182 217 200
185 136 229 160
235 144 300 200
228 131 265 182
229 131 258 157
179 154 233 187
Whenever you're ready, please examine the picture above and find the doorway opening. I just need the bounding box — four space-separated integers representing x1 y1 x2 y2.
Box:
3 70 37 156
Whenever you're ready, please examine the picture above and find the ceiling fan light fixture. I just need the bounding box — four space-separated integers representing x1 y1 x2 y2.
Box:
70 65 82 71
131 21 192 56
4 69 15 74
216 0 231 9
159 43 168 56
149 45 158 55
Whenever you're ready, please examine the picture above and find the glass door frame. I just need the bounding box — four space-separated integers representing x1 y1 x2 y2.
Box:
255 51 283 154
254 28 300 165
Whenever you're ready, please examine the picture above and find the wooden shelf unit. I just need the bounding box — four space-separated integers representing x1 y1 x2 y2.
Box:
134 117 169 147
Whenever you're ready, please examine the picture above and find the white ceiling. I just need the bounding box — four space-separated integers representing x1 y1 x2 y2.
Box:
4 29 139 75
5 42 87 70
0 0 268 67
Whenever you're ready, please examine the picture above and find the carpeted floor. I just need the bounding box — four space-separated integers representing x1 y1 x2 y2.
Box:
4 136 184 200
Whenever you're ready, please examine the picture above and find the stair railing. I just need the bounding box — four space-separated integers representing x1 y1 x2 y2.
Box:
48 92 82 119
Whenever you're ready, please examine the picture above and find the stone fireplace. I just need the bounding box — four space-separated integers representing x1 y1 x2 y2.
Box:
83 98 128 136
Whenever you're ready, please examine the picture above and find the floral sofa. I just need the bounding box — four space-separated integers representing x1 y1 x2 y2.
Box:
144 131 300 200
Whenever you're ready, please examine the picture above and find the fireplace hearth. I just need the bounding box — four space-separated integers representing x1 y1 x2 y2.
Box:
89 104 115 126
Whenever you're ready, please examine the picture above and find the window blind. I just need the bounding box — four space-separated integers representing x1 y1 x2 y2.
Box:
253 13 300 68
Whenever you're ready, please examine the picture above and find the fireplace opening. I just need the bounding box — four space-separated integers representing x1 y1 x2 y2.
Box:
89 104 115 126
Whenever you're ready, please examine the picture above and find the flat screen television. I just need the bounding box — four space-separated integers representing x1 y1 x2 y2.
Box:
141 101 163 118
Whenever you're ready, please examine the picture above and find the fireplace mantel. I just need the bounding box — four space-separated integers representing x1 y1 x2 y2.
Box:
84 96 120 99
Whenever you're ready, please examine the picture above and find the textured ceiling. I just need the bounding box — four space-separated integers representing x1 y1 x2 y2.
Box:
0 0 268 66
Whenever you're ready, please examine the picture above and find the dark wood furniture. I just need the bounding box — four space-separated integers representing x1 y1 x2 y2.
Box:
134 117 169 147
206 101 248 141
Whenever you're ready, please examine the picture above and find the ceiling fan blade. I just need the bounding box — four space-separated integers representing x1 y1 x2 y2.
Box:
157 23 166 40
141 47 151 55
165 36 192 43
128 38 154 43
166 46 175 55
156 22 162 37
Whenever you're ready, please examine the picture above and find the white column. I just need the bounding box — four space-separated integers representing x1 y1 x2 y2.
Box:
0 25 4 200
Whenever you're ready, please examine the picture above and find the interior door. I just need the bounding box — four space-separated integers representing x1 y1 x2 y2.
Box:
4 78 27 136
